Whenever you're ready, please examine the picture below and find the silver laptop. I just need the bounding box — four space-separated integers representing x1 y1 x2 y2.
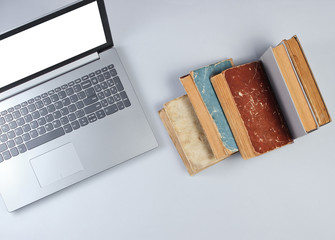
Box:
0 0 157 211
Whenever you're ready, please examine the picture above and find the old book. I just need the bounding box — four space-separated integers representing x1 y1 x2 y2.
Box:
180 59 238 161
211 62 293 160
159 95 223 175
272 44 317 132
283 35 331 126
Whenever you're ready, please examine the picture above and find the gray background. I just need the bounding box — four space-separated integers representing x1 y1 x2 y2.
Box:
0 0 334 239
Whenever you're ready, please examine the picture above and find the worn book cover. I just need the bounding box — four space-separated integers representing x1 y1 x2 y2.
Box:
180 59 238 160
211 62 293 160
159 95 223 175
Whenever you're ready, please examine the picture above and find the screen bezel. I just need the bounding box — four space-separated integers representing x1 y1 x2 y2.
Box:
0 0 113 93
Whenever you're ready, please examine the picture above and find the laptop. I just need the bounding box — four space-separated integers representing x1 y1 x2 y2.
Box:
0 0 157 211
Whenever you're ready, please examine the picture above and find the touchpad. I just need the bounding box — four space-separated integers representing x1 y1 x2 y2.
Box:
30 143 84 187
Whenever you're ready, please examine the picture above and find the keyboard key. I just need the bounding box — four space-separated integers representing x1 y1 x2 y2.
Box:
78 117 89 126
28 99 34 104
35 101 44 109
48 90 55 95
68 81 74 87
75 109 85 118
107 79 114 87
45 114 54 122
58 91 67 99
34 96 41 101
14 127 23 136
113 94 121 102
60 107 69 116
50 94 59 102
61 84 68 90
18 144 27 154
24 114 33 122
20 107 29 115
71 121 80 130
41 93 48 98
0 117 5 125
39 107 48 116
37 117 46 126
2 151 11 160
9 121 17 129
45 123 54 132
94 84 102 92
87 113 97 123
113 76 124 91
14 104 21 110
14 136 23 145
81 80 92 89
91 77 98 85
52 111 61 119
89 72 95 78
110 69 117 77
7 130 15 139
120 91 131 107
60 116 69 125
95 70 101 75
62 98 71 106
1 124 9 133
85 87 95 97
101 99 108 107
97 75 104 82
117 101 125 110
21 102 28 107
30 120 38 129
110 86 117 94
97 92 105 100
0 143 8 152
43 97 52 106
68 104 77 113
13 110 21 119
76 101 84 109
27 104 36 112
53 120 61 129
22 124 31 132
32 111 40 119
37 126 46 135
102 67 108 72
17 117 25 126
107 97 114 104
70 95 78 103
105 104 118 115
47 104 56 113
0 134 8 142
65 88 74 96
104 89 111 97
103 71 111 79
7 140 15 148
83 95 98 106
96 110 106 119
10 147 19 157
78 91 86 100
82 75 89 80
22 133 31 141
84 102 102 114
54 101 63 109
30 130 38 138
75 79 81 84
26 128 65 150
68 113 76 122
5 114 13 122
64 124 73 133
55 87 61 92
101 82 108 89
73 84 82 92
108 64 114 69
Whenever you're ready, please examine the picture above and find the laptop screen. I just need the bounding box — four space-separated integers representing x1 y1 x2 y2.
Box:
0 0 111 91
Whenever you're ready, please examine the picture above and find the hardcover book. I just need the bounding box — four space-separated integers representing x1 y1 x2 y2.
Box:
180 59 238 160
159 95 223 175
211 62 293 160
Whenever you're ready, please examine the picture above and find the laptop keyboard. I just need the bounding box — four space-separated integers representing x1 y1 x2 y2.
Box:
0 64 131 163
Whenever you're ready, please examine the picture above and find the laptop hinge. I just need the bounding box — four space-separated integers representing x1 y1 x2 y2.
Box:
0 52 100 101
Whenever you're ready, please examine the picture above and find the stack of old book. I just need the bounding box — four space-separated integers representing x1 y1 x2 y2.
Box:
159 36 331 175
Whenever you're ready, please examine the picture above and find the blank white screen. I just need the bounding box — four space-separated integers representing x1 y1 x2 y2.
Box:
0 1 106 89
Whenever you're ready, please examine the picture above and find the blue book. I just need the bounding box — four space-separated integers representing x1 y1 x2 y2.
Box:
181 59 238 160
